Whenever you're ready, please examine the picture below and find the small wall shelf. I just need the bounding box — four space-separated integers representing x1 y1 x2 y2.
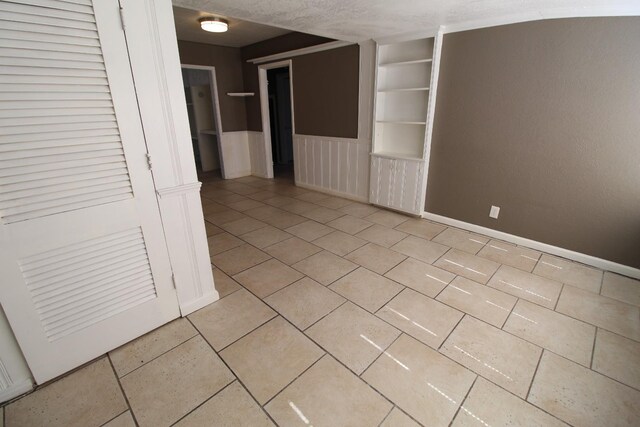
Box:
379 58 433 67
227 92 254 97
200 129 217 135
377 87 429 92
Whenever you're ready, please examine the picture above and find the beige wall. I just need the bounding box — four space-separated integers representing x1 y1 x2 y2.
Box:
177 41 248 132
426 17 640 268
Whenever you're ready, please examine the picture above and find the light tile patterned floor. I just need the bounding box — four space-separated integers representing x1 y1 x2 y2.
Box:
3 174 640 426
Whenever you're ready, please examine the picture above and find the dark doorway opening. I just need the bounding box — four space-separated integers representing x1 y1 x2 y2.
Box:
267 67 293 180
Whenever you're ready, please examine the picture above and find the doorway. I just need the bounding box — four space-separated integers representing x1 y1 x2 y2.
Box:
259 60 294 180
181 66 224 179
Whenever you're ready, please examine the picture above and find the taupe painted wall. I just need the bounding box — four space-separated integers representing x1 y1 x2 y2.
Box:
242 34 360 138
426 17 640 268
177 41 248 132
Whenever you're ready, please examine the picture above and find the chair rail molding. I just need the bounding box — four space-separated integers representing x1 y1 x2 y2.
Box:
119 0 218 315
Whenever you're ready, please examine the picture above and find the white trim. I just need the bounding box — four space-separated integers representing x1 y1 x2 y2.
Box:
418 27 444 214
422 211 640 280
177 291 219 316
181 64 226 177
157 182 202 198
247 41 354 64
258 60 294 179
295 181 368 203
0 377 33 403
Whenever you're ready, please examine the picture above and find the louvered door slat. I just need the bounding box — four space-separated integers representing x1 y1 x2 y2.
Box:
3 0 93 15
0 11 96 30
0 20 98 39
2 119 117 135
0 47 103 62
0 29 100 46
2 141 121 158
1 106 114 117
0 135 120 152
0 162 126 185
0 38 102 54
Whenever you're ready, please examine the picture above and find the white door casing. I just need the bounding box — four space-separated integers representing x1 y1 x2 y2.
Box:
0 0 179 383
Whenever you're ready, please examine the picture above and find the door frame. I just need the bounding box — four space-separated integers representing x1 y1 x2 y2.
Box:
258 60 295 179
181 64 226 178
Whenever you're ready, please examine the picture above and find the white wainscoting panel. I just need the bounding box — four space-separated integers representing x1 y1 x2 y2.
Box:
293 134 369 202
247 131 268 178
0 308 33 402
370 155 425 215
219 131 252 179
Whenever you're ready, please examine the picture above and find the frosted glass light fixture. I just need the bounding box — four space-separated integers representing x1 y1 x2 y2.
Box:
200 17 228 33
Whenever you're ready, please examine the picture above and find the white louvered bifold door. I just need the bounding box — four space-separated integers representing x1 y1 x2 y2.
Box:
0 0 180 383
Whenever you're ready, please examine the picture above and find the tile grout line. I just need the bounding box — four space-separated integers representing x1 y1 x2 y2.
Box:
106 354 140 427
525 348 545 401
590 328 599 369
99 409 130 427
168 380 238 426
447 375 478 426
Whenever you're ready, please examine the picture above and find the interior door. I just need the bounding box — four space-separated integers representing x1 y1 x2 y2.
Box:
0 0 179 383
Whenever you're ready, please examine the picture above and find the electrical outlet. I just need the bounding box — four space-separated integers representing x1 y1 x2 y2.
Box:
489 205 500 219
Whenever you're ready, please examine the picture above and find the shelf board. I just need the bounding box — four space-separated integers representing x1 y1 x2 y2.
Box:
376 120 426 125
370 151 424 161
227 92 254 97
378 87 429 93
379 58 432 67
200 129 218 135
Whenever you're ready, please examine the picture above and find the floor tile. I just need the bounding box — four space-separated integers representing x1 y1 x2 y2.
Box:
244 205 286 220
295 191 330 203
436 276 517 327
292 250 358 285
266 355 392 426
211 244 271 276
301 206 344 223
202 202 228 216
556 285 640 341
345 242 407 274
313 230 367 256
214 193 248 204
477 239 541 272
391 235 449 264
262 211 308 229
451 377 567 427
227 199 265 212
330 267 403 312
280 199 317 214
365 210 410 228
285 220 333 241
264 196 298 208
380 408 420 427
220 317 324 404
207 232 244 256
592 329 640 390
315 196 355 209
233 258 304 298
212 267 242 297
247 190 280 201
5 358 126 427
175 382 274 427
433 249 500 284
327 215 374 234
204 221 223 236
265 277 345 329
533 254 603 293
220 217 267 236
487 265 562 309
504 299 595 367
306 302 400 374
189 288 276 350
224 182 261 195
377 288 463 349
601 272 640 307
239 225 291 249
204 209 247 225
384 257 455 297
110 318 198 377
103 411 136 427
432 227 489 254
120 336 234 427
362 334 476 427
264 236 322 265
339 202 379 218
394 218 446 240
441 316 541 398
529 351 640 427
355 224 408 247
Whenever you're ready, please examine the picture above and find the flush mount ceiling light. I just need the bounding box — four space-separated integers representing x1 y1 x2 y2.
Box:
199 17 228 33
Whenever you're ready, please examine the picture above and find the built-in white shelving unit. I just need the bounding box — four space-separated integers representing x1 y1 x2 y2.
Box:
370 34 443 214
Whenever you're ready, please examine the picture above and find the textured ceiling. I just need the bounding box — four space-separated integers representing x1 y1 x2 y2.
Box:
173 6 291 47
172 0 640 42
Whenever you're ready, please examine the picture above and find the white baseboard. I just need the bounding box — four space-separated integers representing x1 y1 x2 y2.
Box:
295 181 368 203
224 169 252 179
422 211 640 280
178 291 219 316
0 378 33 404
